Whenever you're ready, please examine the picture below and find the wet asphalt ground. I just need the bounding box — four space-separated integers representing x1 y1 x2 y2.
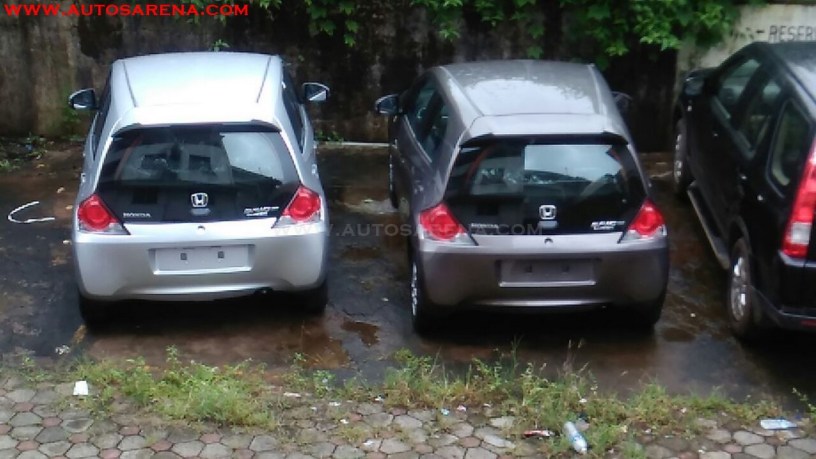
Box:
1 143 816 407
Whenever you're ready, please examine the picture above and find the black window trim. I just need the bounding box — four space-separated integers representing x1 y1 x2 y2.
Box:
731 64 785 161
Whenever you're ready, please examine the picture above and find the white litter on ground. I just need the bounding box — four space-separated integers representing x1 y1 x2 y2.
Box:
73 381 89 396
7 201 56 224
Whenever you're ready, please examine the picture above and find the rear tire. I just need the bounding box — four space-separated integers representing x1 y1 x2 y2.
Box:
727 239 767 341
410 260 444 335
673 119 693 199
77 289 109 329
301 279 328 315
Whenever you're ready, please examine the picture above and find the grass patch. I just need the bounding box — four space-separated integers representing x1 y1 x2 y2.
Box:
4 347 788 457
70 347 280 429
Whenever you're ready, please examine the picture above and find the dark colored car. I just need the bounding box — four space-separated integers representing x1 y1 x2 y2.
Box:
375 60 669 334
673 41 816 339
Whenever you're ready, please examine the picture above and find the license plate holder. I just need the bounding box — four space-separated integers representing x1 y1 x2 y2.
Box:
499 259 595 286
155 245 250 273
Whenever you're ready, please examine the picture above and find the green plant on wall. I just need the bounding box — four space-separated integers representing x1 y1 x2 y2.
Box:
181 0 762 61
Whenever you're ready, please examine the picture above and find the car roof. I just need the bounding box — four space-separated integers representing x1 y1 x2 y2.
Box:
432 60 631 142
109 52 284 130
760 41 816 102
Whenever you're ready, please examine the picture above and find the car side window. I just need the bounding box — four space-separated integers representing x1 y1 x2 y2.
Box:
92 74 112 158
420 99 449 161
405 80 436 136
769 102 810 189
714 57 761 120
282 71 305 151
735 71 782 156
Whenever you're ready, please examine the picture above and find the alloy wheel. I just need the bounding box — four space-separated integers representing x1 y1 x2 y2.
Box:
673 131 685 186
729 255 749 322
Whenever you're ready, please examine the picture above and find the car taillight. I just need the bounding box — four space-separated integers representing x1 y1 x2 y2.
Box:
419 203 473 244
278 186 322 226
622 199 666 242
783 141 816 258
77 194 127 234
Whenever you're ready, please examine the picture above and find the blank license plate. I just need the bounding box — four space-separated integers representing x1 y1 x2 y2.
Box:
155 246 250 273
500 260 594 286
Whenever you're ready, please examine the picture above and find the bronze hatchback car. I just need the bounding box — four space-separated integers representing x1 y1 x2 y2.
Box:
375 60 669 334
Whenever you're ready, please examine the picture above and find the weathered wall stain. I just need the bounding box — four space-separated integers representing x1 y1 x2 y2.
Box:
0 2 676 150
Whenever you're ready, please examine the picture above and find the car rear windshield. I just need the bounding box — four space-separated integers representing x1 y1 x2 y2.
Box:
96 125 300 223
445 138 646 235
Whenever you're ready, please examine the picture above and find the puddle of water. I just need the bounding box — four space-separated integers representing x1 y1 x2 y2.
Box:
341 320 380 347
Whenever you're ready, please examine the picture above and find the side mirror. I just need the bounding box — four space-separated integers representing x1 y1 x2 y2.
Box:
683 76 705 97
374 94 400 116
302 82 329 104
611 91 632 116
68 88 97 111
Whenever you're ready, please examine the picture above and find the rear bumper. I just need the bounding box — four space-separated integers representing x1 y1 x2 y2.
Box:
73 219 328 301
753 287 816 332
417 234 669 309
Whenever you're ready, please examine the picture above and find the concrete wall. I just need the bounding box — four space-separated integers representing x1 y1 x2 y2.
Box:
1 2 676 150
678 3 816 72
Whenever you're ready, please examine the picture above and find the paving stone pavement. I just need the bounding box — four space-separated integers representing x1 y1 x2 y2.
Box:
1 375 815 458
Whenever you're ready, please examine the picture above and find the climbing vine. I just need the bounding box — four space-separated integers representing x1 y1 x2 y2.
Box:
182 0 761 60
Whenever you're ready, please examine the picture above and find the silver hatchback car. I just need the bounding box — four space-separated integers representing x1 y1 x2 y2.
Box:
69 52 331 325
375 60 670 333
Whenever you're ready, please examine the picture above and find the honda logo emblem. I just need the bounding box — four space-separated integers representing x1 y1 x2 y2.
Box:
539 204 557 221
190 192 209 208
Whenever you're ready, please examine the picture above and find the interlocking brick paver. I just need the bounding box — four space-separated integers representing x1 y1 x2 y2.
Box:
62 418 93 434
30 390 59 405
6 389 36 403
644 444 673 459
119 426 140 436
99 448 122 459
200 432 221 444
0 435 18 449
249 434 279 452
39 440 71 456
171 440 204 457
380 438 411 454
120 448 153 459
734 431 763 446
68 432 89 444
200 442 232 458
17 439 38 451
222 434 253 449
41 417 61 427
120 435 148 451
17 451 47 459
152 452 183 459
788 438 816 454
744 443 775 459
14 402 34 412
0 426 9 436
9 412 41 427
11 426 43 441
309 441 336 458
65 442 99 458
150 439 173 452
777 446 810 459
459 437 480 448
394 415 423 430
95 433 124 450
365 412 394 428
707 429 732 444
463 448 496 459
435 445 466 459
487 417 514 429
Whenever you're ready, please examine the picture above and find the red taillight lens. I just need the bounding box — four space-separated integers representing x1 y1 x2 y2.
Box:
783 142 816 258
282 186 322 222
419 203 467 241
623 199 666 241
77 194 117 232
